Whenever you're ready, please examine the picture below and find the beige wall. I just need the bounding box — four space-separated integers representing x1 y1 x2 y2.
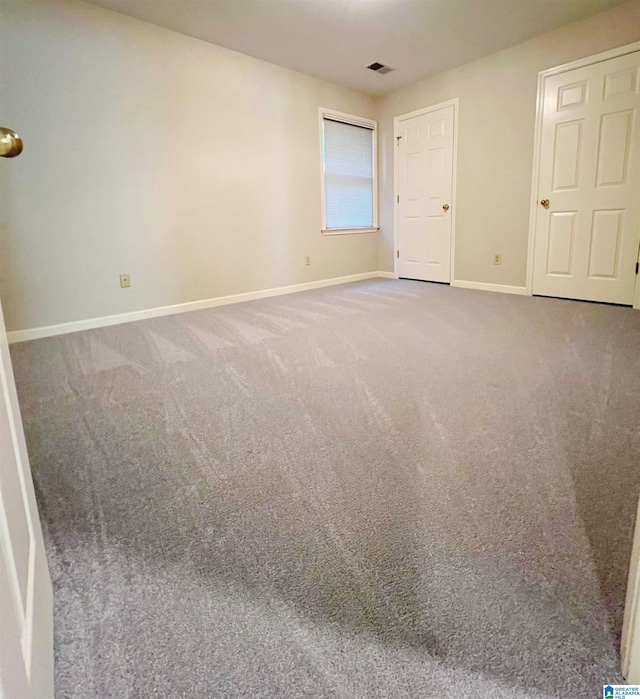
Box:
376 0 640 286
0 0 377 332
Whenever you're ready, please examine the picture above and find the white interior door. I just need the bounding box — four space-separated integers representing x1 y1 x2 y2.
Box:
0 133 53 697
396 104 455 283
532 51 640 304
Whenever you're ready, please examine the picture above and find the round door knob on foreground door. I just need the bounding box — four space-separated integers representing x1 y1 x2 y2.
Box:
0 127 23 158
442 204 450 211
540 199 550 208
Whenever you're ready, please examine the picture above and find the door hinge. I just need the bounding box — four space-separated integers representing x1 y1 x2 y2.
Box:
397 250 399 258
396 136 401 145
636 261 639 275
396 195 399 203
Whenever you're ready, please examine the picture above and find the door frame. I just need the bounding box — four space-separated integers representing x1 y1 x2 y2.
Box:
525 41 640 308
393 98 459 281
622 500 640 682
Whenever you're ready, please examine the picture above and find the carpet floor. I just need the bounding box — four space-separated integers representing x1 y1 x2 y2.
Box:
10 279 640 698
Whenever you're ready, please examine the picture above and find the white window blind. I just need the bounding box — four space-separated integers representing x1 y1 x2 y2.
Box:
322 117 375 230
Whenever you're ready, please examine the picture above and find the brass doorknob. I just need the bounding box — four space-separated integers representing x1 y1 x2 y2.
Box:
0 127 23 158
540 199 550 208
442 204 450 211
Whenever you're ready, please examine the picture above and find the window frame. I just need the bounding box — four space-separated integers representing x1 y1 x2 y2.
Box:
319 108 379 235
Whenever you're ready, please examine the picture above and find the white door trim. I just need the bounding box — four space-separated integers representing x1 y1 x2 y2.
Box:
622 499 640 682
525 41 640 306
393 98 459 281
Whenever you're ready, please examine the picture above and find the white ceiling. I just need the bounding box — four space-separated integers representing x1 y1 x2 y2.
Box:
84 0 627 95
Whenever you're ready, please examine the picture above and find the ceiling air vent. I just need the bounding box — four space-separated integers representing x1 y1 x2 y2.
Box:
367 62 395 75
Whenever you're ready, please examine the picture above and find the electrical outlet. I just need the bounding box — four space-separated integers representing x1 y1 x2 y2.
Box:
119 273 131 288
493 253 502 265
305 256 311 266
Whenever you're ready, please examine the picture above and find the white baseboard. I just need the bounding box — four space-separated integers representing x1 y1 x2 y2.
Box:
451 279 529 296
7 271 395 344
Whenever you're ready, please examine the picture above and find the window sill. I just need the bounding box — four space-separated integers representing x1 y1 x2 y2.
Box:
321 227 379 236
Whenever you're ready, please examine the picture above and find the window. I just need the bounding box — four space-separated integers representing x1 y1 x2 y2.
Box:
320 109 378 234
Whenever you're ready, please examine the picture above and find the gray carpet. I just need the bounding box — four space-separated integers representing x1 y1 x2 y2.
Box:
10 279 640 698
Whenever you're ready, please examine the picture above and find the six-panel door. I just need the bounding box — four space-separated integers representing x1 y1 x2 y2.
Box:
533 51 640 304
397 105 454 283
